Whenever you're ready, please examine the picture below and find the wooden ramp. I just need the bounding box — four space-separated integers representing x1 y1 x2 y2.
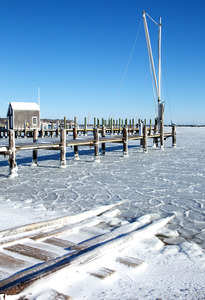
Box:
0 203 174 296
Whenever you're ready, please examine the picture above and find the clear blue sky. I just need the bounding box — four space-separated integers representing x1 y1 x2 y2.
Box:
0 0 205 124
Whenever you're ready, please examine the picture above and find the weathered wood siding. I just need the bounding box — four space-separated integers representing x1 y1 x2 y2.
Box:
13 110 40 130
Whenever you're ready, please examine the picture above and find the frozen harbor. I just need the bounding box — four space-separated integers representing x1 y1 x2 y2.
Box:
0 127 205 299
0 127 204 247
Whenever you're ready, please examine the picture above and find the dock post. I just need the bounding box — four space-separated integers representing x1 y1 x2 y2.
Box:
172 125 176 147
143 119 148 153
119 118 121 134
149 119 152 135
51 123 53 138
139 120 143 136
139 120 143 148
73 127 79 160
24 124 27 138
60 128 66 168
160 103 164 150
111 118 113 135
94 127 100 162
74 117 77 131
123 127 128 156
32 129 38 166
153 118 158 148
8 130 18 177
84 117 87 136
56 121 59 138
101 125 106 155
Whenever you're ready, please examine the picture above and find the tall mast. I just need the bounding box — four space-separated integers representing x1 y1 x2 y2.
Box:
143 11 162 123
142 11 158 101
158 17 162 105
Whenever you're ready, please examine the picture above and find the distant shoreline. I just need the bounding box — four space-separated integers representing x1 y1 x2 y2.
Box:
165 124 205 127
0 117 205 128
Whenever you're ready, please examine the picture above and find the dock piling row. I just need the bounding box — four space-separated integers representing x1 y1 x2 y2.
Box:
1 117 176 177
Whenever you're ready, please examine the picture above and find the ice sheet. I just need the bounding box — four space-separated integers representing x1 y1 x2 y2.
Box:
0 127 205 299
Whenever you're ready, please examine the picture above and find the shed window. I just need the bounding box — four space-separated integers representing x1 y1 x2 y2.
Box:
32 117 37 125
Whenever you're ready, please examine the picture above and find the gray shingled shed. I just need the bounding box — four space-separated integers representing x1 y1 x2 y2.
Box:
7 102 40 130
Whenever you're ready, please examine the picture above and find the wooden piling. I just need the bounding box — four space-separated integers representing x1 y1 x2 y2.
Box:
139 120 143 148
84 117 87 136
153 118 158 148
8 130 18 177
32 129 38 166
56 121 59 138
50 123 53 137
60 128 66 168
123 127 128 156
149 119 152 135
160 103 164 150
172 125 176 147
111 118 113 135
73 127 79 160
119 118 121 134
101 125 106 155
132 119 135 134
143 119 148 153
94 127 100 161
74 117 77 128
24 124 27 138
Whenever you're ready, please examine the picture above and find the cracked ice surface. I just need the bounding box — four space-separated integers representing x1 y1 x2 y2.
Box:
0 127 204 248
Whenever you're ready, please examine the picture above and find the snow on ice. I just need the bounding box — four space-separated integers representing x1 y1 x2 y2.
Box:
0 127 205 299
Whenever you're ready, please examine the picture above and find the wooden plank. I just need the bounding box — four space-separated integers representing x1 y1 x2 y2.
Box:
0 203 119 239
44 237 76 249
0 216 173 295
0 252 27 269
89 267 115 279
30 217 101 242
4 244 57 262
116 256 145 268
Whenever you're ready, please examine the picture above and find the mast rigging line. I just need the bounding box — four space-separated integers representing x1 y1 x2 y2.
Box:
145 12 159 26
114 18 143 104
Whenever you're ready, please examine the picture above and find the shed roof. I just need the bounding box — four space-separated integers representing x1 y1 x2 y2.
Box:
9 102 40 111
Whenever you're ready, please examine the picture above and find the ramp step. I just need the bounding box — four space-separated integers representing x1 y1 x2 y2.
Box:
0 252 28 269
4 244 57 262
89 267 115 279
116 256 145 268
44 237 76 249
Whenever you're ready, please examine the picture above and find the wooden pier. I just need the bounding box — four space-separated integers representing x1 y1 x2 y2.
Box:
0 120 176 177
